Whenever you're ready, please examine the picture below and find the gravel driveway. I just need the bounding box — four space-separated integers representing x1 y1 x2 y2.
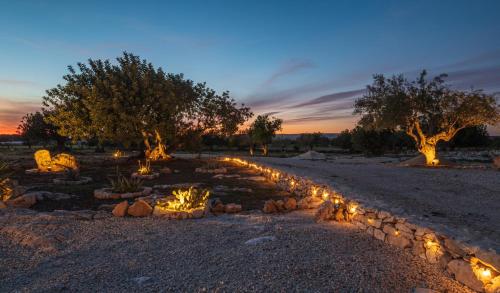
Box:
249 156 500 253
0 209 471 292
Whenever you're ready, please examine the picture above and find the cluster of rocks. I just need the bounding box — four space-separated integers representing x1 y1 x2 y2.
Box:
1 191 76 209
112 200 154 217
262 197 297 213
315 200 355 222
230 157 500 293
110 197 243 219
53 176 92 185
208 198 242 214
94 187 153 199
195 167 227 174
131 172 160 180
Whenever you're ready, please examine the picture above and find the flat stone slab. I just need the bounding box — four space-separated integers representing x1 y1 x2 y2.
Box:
94 187 152 199
53 177 92 185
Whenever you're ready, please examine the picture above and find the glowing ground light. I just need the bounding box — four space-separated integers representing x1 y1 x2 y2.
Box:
322 191 329 200
311 186 318 197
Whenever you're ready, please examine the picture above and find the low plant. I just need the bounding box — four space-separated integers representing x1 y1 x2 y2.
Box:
137 159 152 175
0 161 13 202
109 167 143 193
157 187 210 211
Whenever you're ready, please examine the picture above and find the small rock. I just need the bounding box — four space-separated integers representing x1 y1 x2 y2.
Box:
132 276 152 286
127 200 152 217
0 201 7 209
160 167 172 174
447 259 484 292
263 200 277 213
386 234 411 249
395 222 413 234
377 211 391 219
191 208 205 219
493 156 500 169
334 208 345 222
211 203 225 214
224 203 242 213
373 229 386 241
284 197 297 210
275 200 285 212
315 201 335 222
244 236 276 245
112 201 129 217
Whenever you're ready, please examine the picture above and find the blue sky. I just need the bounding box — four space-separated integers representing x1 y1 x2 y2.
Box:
1 0 500 134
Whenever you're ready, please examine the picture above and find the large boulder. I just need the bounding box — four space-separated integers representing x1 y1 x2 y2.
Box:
112 201 129 217
447 259 484 292
127 200 152 217
284 197 297 210
263 200 277 213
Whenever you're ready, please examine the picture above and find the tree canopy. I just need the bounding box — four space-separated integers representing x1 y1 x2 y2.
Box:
43 52 252 158
17 111 65 149
248 114 283 156
354 70 499 165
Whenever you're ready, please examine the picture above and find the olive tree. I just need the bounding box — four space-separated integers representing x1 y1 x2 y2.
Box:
354 70 499 165
247 115 283 156
43 52 252 159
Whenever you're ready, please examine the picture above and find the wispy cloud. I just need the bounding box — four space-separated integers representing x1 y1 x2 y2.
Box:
0 79 38 86
289 88 364 108
262 58 315 87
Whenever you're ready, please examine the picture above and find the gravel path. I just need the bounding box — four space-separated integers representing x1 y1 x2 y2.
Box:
249 156 500 253
0 209 471 292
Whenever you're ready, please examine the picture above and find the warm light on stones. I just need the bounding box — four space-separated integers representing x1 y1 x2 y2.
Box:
322 191 329 200
334 198 340 204
113 150 123 158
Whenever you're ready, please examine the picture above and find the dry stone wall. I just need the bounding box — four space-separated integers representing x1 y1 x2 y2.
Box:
223 157 500 293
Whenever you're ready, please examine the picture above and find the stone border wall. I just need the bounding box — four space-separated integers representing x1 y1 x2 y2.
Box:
223 157 500 293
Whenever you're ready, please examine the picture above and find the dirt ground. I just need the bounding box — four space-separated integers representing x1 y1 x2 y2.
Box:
0 149 290 212
249 155 500 254
0 208 472 293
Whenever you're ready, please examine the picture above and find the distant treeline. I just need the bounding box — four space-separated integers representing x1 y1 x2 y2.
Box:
4 125 499 155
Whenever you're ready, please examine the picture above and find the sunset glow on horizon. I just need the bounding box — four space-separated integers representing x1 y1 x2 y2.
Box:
1 1 500 136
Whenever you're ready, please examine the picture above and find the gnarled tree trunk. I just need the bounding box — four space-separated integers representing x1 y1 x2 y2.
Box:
407 121 462 166
142 129 171 160
262 144 269 156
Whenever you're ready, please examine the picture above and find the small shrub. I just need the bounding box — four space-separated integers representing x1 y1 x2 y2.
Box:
109 168 143 193
157 187 210 211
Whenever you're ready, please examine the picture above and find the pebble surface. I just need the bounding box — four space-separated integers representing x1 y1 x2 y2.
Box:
0 209 473 292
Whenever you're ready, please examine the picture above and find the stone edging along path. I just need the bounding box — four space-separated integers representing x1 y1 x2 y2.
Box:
222 157 500 293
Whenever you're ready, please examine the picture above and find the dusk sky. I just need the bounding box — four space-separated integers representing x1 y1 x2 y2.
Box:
1 0 500 134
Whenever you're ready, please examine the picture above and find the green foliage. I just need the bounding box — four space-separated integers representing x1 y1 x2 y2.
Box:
248 115 282 155
43 52 252 153
109 168 143 193
296 132 328 150
350 127 414 155
0 161 13 202
332 129 353 150
17 111 65 148
447 125 491 148
354 70 499 162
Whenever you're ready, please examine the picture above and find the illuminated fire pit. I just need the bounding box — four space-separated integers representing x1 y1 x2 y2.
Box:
131 160 160 180
153 187 210 219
